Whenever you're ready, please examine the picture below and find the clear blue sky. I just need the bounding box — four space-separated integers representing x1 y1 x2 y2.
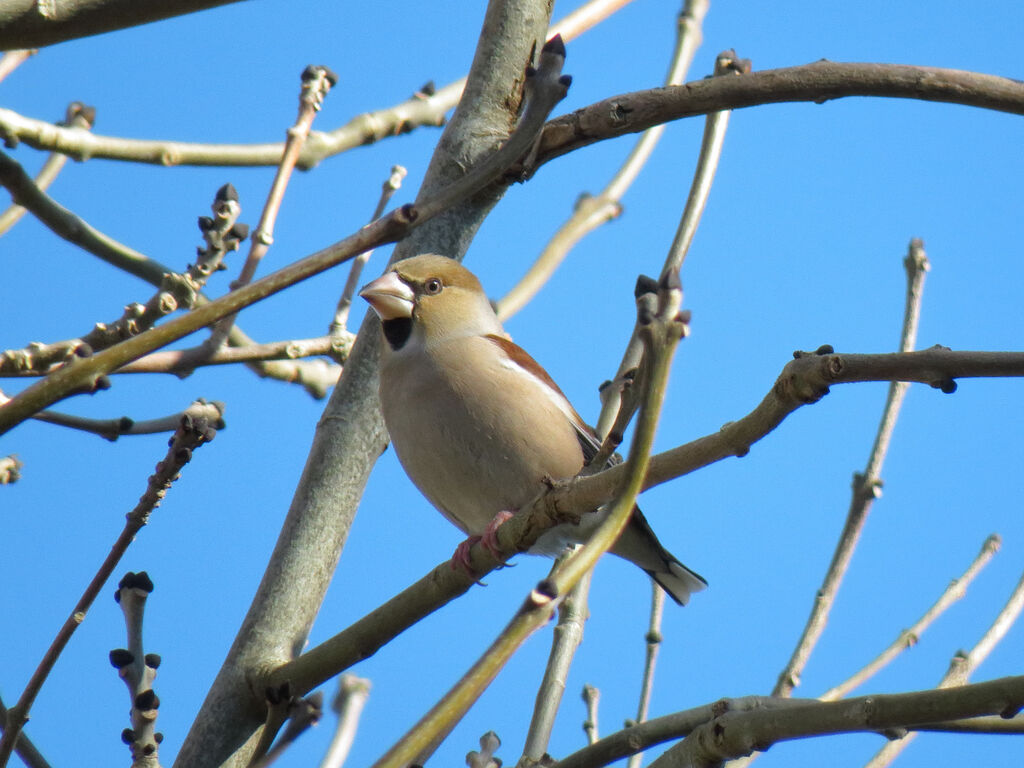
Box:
2 1 1022 767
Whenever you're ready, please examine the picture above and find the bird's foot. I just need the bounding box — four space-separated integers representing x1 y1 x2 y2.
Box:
480 509 516 557
449 535 482 574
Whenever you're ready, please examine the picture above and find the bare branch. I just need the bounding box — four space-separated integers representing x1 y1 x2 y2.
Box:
496 0 710 321
821 533 1002 701
0 691 49 768
0 410 218 766
773 239 930 698
22 398 225 441
522 557 593 764
320 676 371 768
626 582 666 768
0 48 35 82
0 0 248 49
536 62 1024 167
209 65 337 348
582 685 601 746
865 569 1024 767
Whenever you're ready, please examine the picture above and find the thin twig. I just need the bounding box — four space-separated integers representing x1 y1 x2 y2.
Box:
821 533 1002 701
0 49 35 84
0 0 634 168
209 66 337 348
27 399 225 441
582 685 601 745
521 555 593 763
626 583 666 768
331 165 407 334
495 0 709 321
249 691 324 768
115 334 354 374
594 49 746 443
864 569 1024 768
772 239 930 698
0 691 50 768
320 676 371 768
0 410 218 767
0 103 93 235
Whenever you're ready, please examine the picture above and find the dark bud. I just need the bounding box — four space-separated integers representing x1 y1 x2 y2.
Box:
74 343 94 358
145 653 162 669
525 65 537 79
598 379 612 393
559 74 573 88
542 34 566 58
155 733 164 744
67 102 97 127
119 571 155 593
677 309 692 325
143 744 156 756
608 430 624 446
109 648 134 668
117 416 134 432
121 729 135 745
815 344 834 355
197 215 214 232
94 375 111 391
216 183 238 202
322 67 339 87
659 267 682 292
534 579 559 600
418 80 436 96
634 274 658 298
230 222 250 241
937 378 958 394
135 689 159 710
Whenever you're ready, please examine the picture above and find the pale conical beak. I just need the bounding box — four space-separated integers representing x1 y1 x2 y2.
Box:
359 271 415 321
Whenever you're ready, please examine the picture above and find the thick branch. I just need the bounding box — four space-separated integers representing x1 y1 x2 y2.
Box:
535 61 1024 167
0 0 247 50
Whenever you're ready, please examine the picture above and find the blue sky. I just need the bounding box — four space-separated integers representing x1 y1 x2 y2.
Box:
2 1 1022 767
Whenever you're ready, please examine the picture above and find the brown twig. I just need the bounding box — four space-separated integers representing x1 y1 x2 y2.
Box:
773 240 930 698
495 0 709 322
0 409 218 767
864 569 1024 767
0 184 246 377
26 398 225 441
209 66 337 349
593 50 746 444
821 533 1002 701
0 691 49 768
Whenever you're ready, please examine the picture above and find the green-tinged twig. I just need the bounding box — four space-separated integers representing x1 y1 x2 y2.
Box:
331 165 407 334
626 582 666 768
320 676 371 768
821 533 1001 701
864 569 1024 768
209 66 337 349
594 48 746 444
0 103 92 235
496 0 710 322
521 554 593 763
369 272 688 768
0 411 218 767
773 239 930 698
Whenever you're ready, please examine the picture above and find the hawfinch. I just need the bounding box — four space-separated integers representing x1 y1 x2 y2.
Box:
360 254 706 605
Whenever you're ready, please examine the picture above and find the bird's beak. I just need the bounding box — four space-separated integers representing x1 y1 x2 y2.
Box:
360 271 415 321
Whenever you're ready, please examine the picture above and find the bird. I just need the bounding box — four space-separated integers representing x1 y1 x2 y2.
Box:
360 253 706 605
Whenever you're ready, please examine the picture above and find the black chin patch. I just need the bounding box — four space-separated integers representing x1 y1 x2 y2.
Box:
381 317 413 349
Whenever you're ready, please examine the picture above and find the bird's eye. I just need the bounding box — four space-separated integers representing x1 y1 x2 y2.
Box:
423 277 443 295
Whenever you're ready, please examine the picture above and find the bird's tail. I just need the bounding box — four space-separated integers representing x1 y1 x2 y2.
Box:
612 508 707 606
